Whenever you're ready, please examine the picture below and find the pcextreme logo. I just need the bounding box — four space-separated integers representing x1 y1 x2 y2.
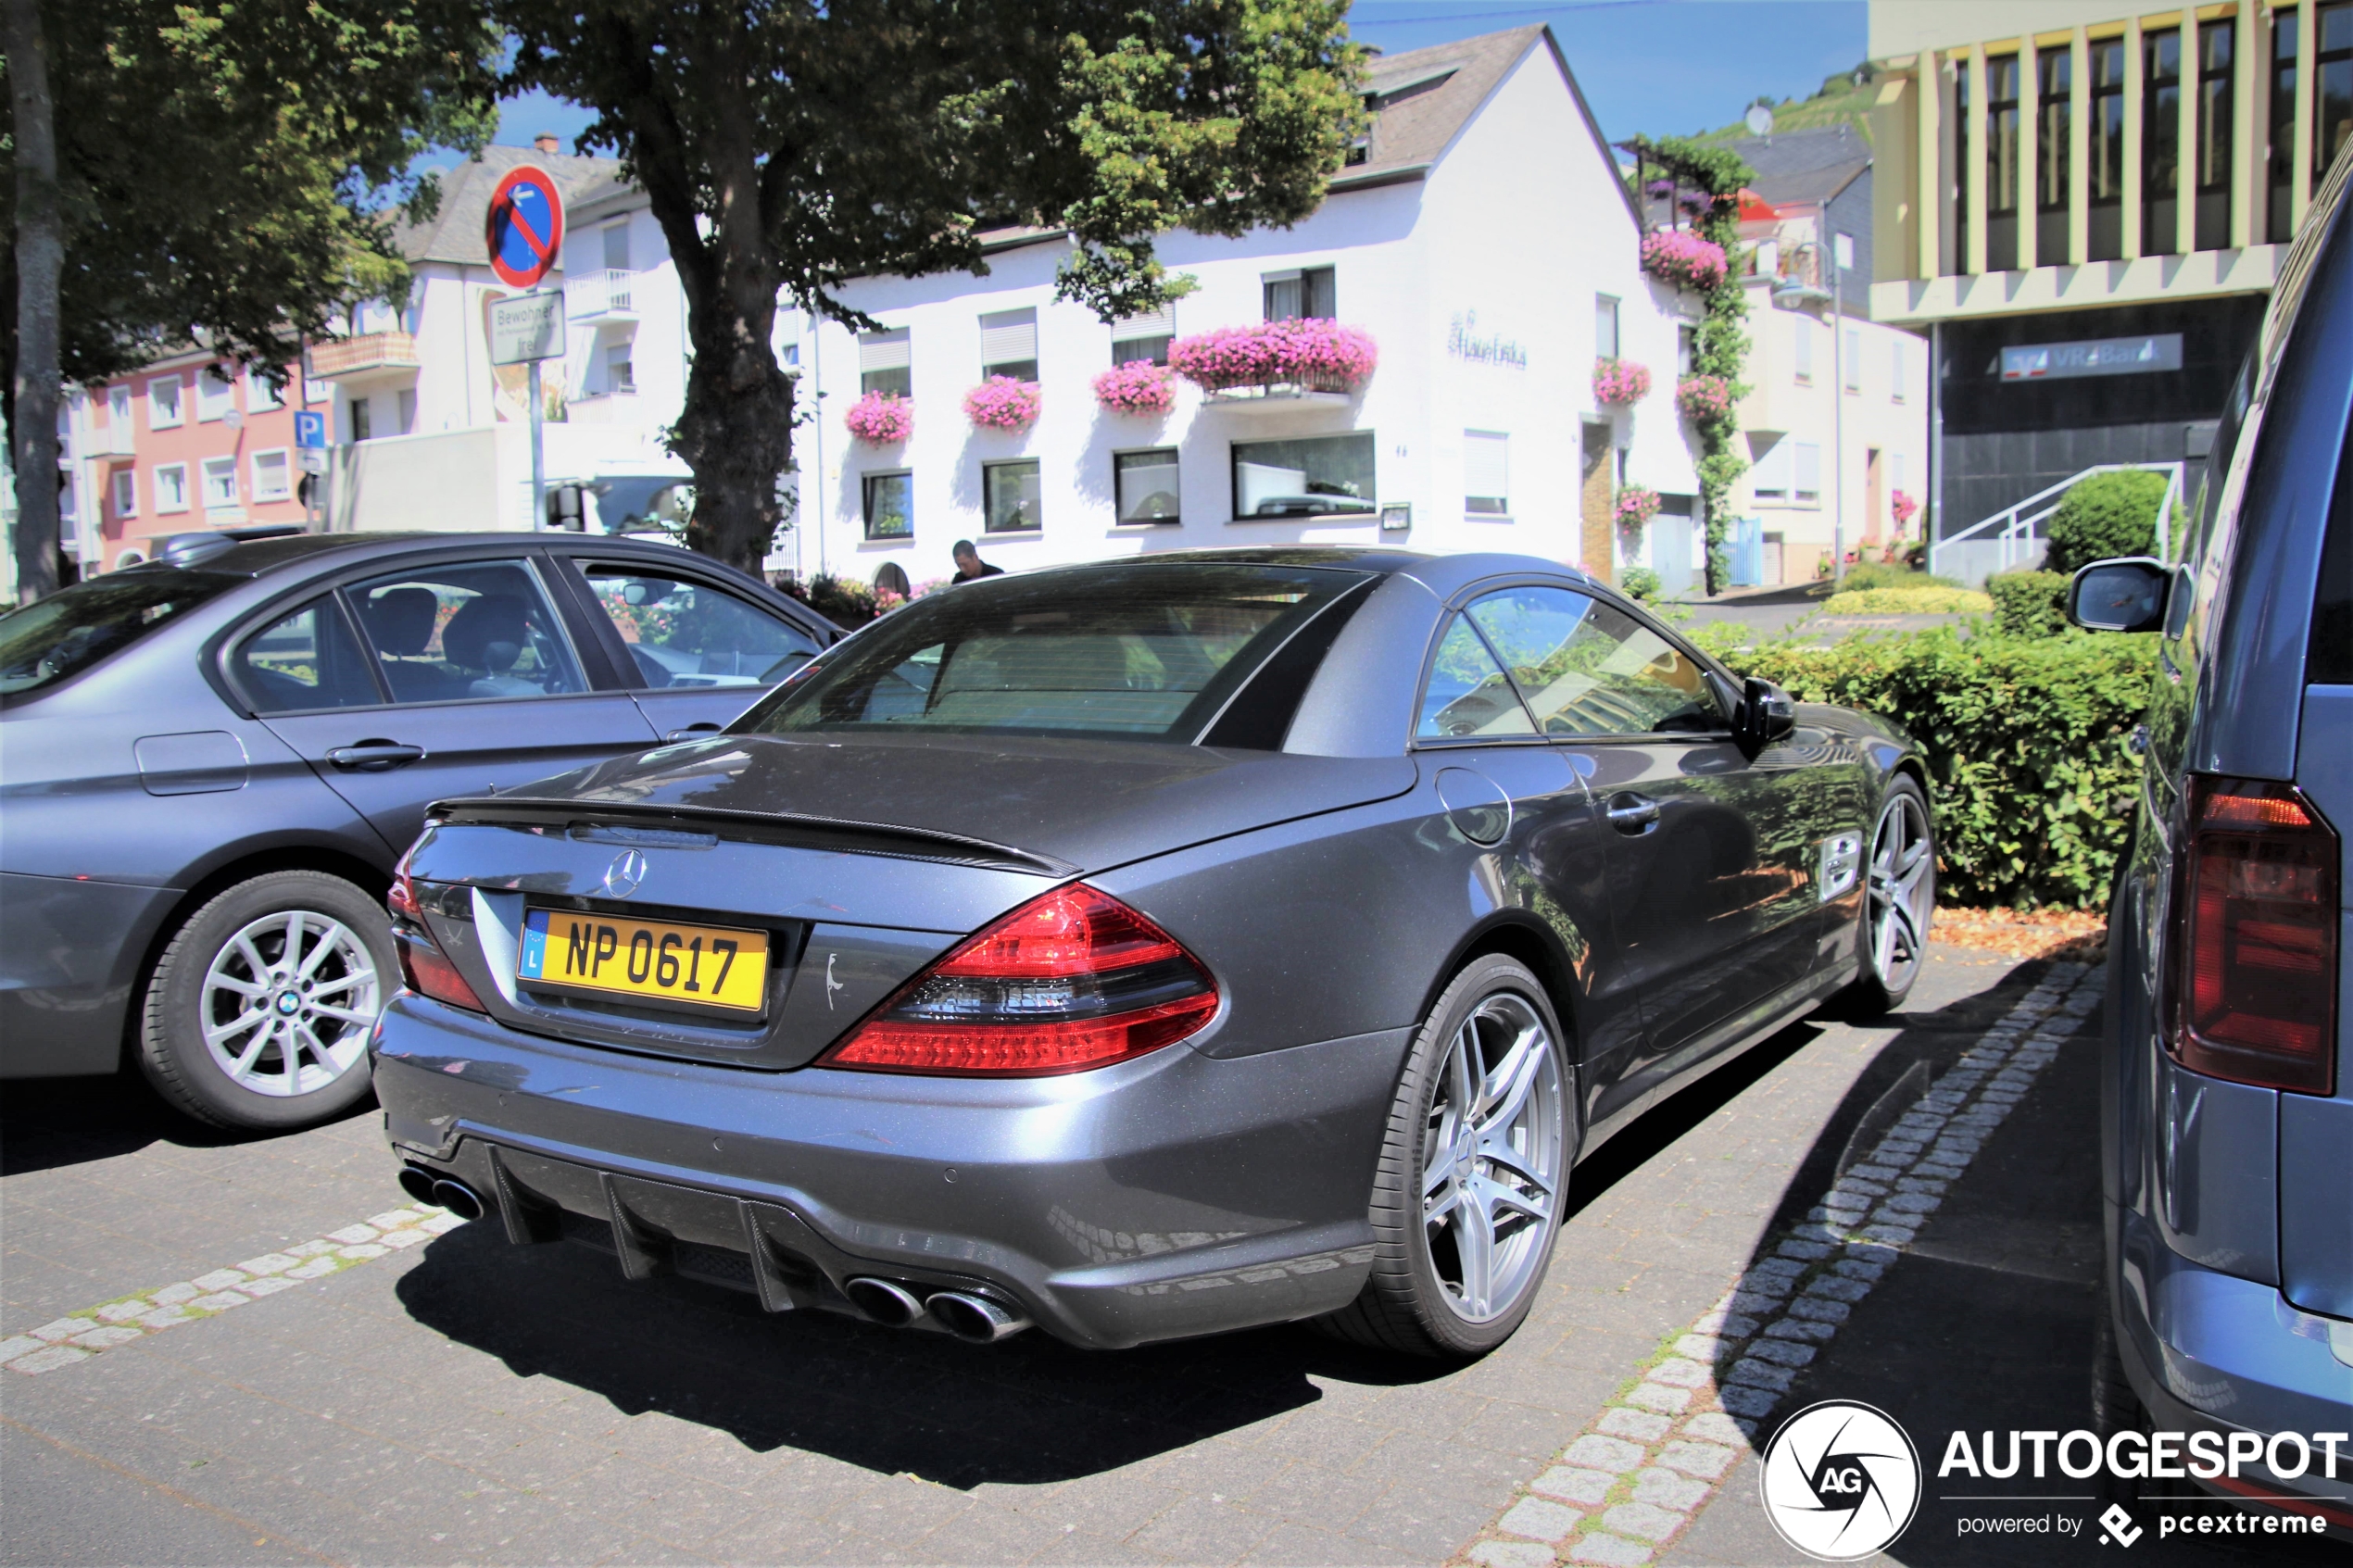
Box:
1760 1400 1924 1562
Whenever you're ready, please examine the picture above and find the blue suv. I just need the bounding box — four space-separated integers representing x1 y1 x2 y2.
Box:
2069 145 2353 1520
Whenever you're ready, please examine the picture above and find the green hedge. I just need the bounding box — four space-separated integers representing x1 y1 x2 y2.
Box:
1712 628 2158 909
1985 571 2070 636
2046 470 2183 572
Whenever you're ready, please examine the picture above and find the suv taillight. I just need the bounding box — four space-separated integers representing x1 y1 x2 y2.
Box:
388 868 486 1013
821 884 1217 1076
2170 776 2339 1095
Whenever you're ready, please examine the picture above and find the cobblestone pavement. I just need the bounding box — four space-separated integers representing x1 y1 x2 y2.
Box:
3 947 2308 1565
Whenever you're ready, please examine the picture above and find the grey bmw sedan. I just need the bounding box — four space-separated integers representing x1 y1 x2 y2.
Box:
375 548 1934 1358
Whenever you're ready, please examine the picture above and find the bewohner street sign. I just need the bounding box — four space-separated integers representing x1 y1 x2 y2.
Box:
489 291 566 367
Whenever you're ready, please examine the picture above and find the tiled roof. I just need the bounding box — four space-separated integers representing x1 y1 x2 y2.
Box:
1337 24 1549 187
398 144 626 267
1723 125 1871 207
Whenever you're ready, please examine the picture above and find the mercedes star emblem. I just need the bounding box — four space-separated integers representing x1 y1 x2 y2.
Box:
603 848 648 899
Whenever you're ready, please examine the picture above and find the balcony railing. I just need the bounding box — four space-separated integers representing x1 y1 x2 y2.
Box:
307 332 421 379
565 269 639 318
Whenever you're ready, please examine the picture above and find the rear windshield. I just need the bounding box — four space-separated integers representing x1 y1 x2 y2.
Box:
0 570 243 698
738 562 1365 741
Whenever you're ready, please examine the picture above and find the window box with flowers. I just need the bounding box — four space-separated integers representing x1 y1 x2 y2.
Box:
1170 320 1377 406
1640 230 1730 293
1675 374 1733 421
845 391 913 445
1592 358 1652 408
963 376 1042 433
1614 485 1661 532
1092 361 1176 418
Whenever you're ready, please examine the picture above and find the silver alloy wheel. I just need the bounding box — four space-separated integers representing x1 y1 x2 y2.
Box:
1419 992 1566 1323
199 910 382 1098
1867 789 1935 995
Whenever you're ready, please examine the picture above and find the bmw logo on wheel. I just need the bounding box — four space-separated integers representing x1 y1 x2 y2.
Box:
1758 1399 1922 1562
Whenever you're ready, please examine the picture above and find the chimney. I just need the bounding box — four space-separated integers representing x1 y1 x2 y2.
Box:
535 132 560 156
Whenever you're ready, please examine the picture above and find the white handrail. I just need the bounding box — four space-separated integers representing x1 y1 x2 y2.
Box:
1931 462 2185 576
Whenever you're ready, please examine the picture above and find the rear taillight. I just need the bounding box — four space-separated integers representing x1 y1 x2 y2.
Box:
2170 776 2339 1095
388 870 486 1014
821 884 1217 1076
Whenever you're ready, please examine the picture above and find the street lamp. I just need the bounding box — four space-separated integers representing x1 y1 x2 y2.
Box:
1773 232 1844 585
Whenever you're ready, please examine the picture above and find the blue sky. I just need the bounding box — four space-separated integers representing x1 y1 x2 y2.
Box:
484 1 1866 157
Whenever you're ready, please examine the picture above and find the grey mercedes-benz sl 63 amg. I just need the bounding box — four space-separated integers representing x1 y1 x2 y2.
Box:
375 547 1934 1359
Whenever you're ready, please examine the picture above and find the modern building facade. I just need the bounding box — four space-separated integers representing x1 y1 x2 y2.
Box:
1866 0 2348 555
786 26 1701 591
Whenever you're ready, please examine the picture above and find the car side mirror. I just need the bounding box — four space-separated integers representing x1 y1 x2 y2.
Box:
2067 558 2171 633
1738 676 1795 753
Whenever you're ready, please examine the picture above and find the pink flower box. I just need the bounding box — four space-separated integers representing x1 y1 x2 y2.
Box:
1168 319 1378 395
1614 485 1662 528
845 391 912 445
1675 373 1733 420
963 376 1042 433
1091 361 1176 417
1593 358 1652 407
1641 230 1730 292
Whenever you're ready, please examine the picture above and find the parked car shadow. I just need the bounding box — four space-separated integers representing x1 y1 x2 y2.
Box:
1686 959 2343 1566
0 1069 376 1177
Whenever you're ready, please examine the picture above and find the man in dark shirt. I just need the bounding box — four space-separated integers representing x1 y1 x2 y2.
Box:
950 540 1005 583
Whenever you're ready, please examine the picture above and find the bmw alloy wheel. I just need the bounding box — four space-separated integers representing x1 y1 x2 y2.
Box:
1420 992 1567 1323
199 909 382 1098
1867 788 1934 996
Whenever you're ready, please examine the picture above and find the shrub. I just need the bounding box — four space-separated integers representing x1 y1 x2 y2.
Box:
1619 566 1662 600
781 572 878 627
1592 358 1651 406
1675 374 1733 421
1091 361 1176 416
1168 320 1378 394
1640 230 1730 291
1819 586 1993 614
1715 628 2158 908
1836 560 1961 593
844 392 912 445
1986 571 2070 637
963 376 1041 433
2045 470 2179 573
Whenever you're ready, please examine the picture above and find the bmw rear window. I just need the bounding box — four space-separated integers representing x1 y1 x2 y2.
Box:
738 562 1367 741
0 570 243 698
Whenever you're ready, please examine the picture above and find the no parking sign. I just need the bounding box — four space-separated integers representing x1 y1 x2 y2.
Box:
484 166 565 290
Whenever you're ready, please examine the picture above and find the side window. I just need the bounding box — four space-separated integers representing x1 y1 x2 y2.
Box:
579 565 821 689
1465 587 1724 737
346 559 585 704
1416 614 1537 739
233 597 381 714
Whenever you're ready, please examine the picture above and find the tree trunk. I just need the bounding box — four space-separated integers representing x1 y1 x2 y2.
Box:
5 0 63 602
670 304 796 579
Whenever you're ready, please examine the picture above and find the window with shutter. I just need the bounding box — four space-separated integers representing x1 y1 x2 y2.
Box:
1594 295 1620 359
1465 432 1509 516
859 328 912 397
1751 440 1791 502
1793 442 1822 505
1111 305 1175 366
1843 329 1862 392
979 308 1038 381
1793 318 1814 383
1892 337 1907 402
1263 267 1335 321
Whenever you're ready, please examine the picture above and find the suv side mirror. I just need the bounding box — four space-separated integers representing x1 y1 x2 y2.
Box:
1738 676 1795 754
2067 557 2170 633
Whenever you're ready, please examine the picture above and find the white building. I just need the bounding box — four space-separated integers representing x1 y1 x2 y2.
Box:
784 25 1702 591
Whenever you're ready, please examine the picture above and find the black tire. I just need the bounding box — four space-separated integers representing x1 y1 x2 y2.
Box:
138 871 394 1132
1315 955 1576 1360
2093 1281 2151 1506
1845 776 1935 1017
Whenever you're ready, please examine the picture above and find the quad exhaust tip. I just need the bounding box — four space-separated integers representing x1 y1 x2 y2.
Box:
429 1175 487 1222
925 1289 1031 1344
396 1165 439 1206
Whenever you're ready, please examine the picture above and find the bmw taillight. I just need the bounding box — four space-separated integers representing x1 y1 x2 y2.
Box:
388 868 486 1014
821 884 1218 1076
2170 776 2339 1095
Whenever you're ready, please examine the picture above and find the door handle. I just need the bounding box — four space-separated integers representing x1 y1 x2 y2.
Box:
1605 793 1661 834
325 740 427 771
663 722 724 743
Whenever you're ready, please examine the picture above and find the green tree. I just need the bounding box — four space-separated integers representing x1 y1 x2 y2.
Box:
3 0 500 596
498 0 1365 575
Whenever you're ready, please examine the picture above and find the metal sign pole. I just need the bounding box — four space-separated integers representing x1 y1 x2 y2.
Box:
529 350 546 532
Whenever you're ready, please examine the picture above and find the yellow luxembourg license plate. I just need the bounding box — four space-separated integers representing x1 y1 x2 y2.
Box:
518 909 769 1013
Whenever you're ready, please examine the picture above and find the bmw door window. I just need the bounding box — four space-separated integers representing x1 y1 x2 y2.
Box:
0 570 242 697
577 565 821 689
344 560 585 703
741 562 1363 739
231 596 384 713
1466 588 1724 736
1416 614 1539 739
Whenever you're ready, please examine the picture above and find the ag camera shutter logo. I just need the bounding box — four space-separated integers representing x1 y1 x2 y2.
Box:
1760 1400 1922 1561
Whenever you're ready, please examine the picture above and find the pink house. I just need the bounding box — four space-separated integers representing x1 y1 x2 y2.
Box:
82 348 319 571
